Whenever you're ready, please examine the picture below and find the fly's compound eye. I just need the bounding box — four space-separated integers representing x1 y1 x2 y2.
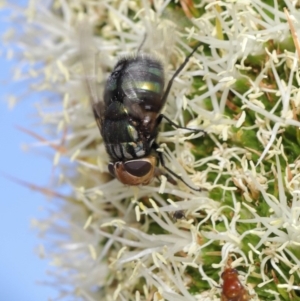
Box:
124 160 152 177
109 156 157 186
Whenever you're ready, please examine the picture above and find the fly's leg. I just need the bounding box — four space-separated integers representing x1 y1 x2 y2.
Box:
158 114 206 134
154 166 177 185
137 34 147 53
161 41 202 105
153 142 201 191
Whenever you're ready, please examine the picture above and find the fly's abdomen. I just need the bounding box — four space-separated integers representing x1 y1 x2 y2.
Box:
122 56 165 113
104 55 165 114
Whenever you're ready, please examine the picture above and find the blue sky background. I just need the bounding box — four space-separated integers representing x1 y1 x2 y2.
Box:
0 1 58 300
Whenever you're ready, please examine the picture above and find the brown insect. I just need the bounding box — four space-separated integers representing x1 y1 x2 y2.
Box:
221 268 250 301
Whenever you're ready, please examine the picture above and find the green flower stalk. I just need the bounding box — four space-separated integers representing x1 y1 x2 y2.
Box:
4 0 300 300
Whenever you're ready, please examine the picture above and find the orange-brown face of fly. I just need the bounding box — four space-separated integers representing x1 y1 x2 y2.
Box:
221 268 250 301
108 156 157 185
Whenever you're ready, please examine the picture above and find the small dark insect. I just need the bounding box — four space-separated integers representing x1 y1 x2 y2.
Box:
88 40 204 190
221 268 250 301
171 210 186 220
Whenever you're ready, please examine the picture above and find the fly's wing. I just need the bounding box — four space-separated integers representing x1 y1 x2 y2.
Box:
79 21 104 134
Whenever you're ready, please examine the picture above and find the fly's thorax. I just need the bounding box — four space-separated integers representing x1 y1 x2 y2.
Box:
102 101 137 144
104 101 128 120
105 139 153 161
108 155 157 186
102 94 159 161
